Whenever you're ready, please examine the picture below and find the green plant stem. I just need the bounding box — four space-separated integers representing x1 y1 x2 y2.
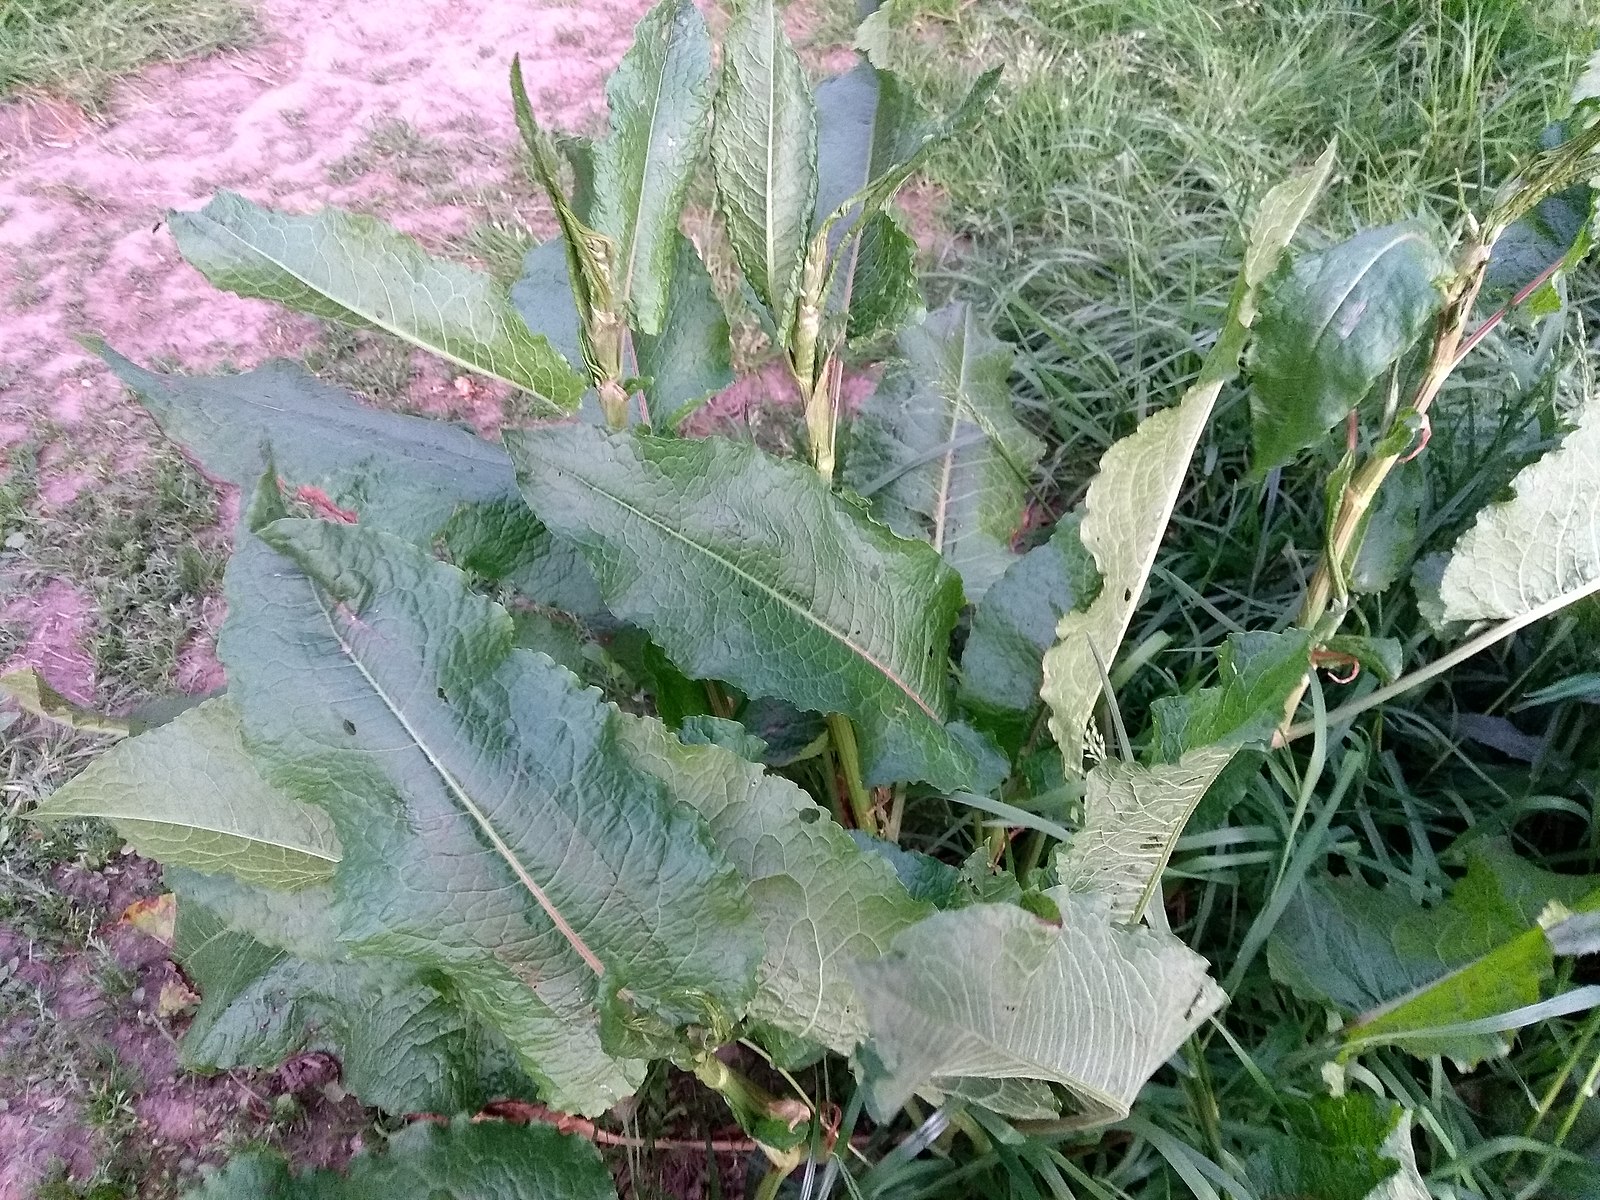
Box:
1278 572 1600 743
754 1163 795 1200
826 713 876 835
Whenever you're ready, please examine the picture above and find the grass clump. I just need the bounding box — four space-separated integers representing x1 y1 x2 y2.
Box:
0 0 255 111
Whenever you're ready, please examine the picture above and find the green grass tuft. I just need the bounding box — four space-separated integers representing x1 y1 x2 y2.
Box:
0 0 255 111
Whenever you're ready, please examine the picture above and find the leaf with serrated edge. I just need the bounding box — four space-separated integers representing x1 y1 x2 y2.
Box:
97 347 601 613
589 0 713 336
1055 748 1235 924
1249 222 1445 472
169 192 584 406
29 698 339 890
222 521 763 1114
711 0 817 334
846 302 1042 601
182 1118 616 1200
1042 145 1335 773
616 719 930 1052
634 234 734 427
1439 395 1600 622
508 424 1001 791
849 890 1224 1122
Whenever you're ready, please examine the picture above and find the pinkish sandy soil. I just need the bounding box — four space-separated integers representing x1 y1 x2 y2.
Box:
0 0 663 706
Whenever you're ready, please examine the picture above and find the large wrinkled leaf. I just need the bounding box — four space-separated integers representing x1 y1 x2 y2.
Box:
1148 630 1315 762
1042 147 1335 772
845 302 1043 602
1054 748 1235 924
589 0 713 335
1269 840 1600 1065
618 716 930 1052
1439 395 1600 621
169 192 584 406
97 347 602 614
711 0 817 333
959 515 1099 745
1249 222 1446 471
29 699 339 890
221 520 763 1114
633 234 733 427
173 876 527 1114
508 424 1001 791
183 1118 615 1200
849 890 1224 1122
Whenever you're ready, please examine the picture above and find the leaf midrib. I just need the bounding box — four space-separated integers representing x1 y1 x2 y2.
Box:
615 7 680 317
549 457 942 720
310 589 608 979
190 211 536 396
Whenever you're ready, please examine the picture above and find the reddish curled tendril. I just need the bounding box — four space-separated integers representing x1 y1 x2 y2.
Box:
1311 648 1361 685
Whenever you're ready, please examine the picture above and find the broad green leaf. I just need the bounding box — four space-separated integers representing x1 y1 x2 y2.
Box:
845 302 1042 602
97 347 603 614
508 424 1002 791
959 515 1099 748
1244 1095 1411 1200
1043 146 1336 773
29 698 339 890
173 876 529 1114
1268 840 1600 1065
618 717 931 1052
0 667 138 736
169 192 584 406
848 833 964 909
1249 222 1446 472
1148 630 1315 762
509 238 585 367
922 1076 1061 1121
845 210 924 346
589 0 714 335
221 521 764 1114
1439 394 1600 622
1054 748 1235 924
711 0 817 334
633 234 734 428
850 889 1224 1122
183 1118 615 1200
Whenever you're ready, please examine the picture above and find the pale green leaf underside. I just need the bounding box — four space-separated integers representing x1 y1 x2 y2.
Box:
508 425 997 791
846 302 1042 602
616 719 930 1052
850 890 1224 1122
183 1119 616 1200
30 698 339 890
170 191 585 406
1439 395 1600 621
222 521 763 1114
589 0 714 335
711 0 818 334
1042 148 1335 773
1055 747 1235 924
634 233 734 426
